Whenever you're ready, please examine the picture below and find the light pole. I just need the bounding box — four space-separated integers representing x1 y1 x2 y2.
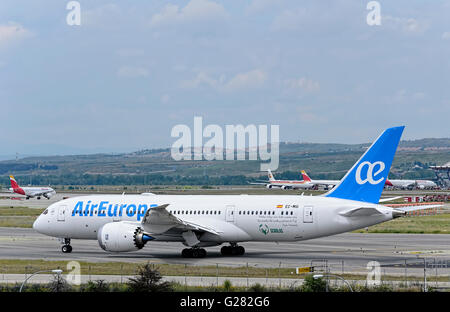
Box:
19 269 63 292
313 274 353 292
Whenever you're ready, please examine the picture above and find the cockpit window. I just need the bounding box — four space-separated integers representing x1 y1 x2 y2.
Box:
42 209 48 215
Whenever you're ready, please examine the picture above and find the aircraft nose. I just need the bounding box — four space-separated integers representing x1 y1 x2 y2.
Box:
33 216 43 233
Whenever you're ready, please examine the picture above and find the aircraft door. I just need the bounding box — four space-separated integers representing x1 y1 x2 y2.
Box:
57 205 67 221
303 205 313 223
225 205 235 222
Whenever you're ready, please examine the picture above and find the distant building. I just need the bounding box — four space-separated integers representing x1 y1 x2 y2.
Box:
430 162 450 188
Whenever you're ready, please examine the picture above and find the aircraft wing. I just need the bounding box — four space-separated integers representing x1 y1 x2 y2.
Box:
141 203 220 236
248 182 269 185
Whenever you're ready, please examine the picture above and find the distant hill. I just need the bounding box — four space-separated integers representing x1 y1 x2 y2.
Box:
0 138 448 186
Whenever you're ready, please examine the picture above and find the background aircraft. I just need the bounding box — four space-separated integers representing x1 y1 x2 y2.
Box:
385 178 437 190
300 170 340 190
250 169 314 189
9 175 56 199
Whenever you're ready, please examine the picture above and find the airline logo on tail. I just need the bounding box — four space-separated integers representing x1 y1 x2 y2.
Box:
301 170 311 182
325 126 404 204
355 161 385 185
9 175 19 189
267 170 275 181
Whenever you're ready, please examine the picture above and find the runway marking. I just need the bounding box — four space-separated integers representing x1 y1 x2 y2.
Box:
407 250 450 256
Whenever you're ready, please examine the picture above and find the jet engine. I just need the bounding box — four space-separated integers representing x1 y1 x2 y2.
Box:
97 221 154 252
266 184 273 189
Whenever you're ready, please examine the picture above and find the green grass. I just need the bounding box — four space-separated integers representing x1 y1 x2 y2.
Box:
0 207 44 216
0 259 299 278
0 259 447 284
0 207 44 228
353 213 450 234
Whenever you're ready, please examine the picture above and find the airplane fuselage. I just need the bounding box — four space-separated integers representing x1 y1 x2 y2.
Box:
268 181 313 189
34 194 395 244
9 187 56 198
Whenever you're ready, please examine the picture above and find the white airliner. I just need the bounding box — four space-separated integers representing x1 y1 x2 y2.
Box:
9 175 56 200
385 178 437 190
250 169 314 189
300 171 339 190
33 126 441 257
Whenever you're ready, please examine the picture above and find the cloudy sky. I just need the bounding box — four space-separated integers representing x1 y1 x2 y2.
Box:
1 0 449 156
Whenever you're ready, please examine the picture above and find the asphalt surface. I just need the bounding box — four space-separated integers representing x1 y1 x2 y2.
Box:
0 227 449 273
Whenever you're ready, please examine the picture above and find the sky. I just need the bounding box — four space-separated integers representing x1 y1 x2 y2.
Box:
1 0 449 156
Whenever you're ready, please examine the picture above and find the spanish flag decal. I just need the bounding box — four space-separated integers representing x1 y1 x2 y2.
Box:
276 204 283 208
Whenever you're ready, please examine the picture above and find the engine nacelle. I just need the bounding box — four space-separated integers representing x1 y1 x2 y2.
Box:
97 221 153 252
281 185 289 190
266 184 273 189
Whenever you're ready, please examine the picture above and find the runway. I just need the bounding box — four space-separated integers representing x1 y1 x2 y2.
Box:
1 227 449 272
0 192 91 209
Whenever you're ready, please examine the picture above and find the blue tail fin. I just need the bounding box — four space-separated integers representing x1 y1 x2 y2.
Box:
325 126 405 204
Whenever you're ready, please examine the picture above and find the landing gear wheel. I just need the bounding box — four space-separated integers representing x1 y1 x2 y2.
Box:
198 248 207 258
182 248 191 258
221 246 231 256
221 245 245 256
62 245 72 253
181 248 206 258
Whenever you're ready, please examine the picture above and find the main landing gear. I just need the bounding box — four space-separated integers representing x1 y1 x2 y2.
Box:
61 238 72 253
181 248 207 258
221 244 245 256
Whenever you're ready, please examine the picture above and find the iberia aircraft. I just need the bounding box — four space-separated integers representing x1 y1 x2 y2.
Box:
33 126 442 257
300 171 340 190
9 175 56 200
250 169 314 189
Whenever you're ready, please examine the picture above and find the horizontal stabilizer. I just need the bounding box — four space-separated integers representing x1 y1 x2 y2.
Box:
378 196 403 203
339 207 384 217
392 204 443 213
